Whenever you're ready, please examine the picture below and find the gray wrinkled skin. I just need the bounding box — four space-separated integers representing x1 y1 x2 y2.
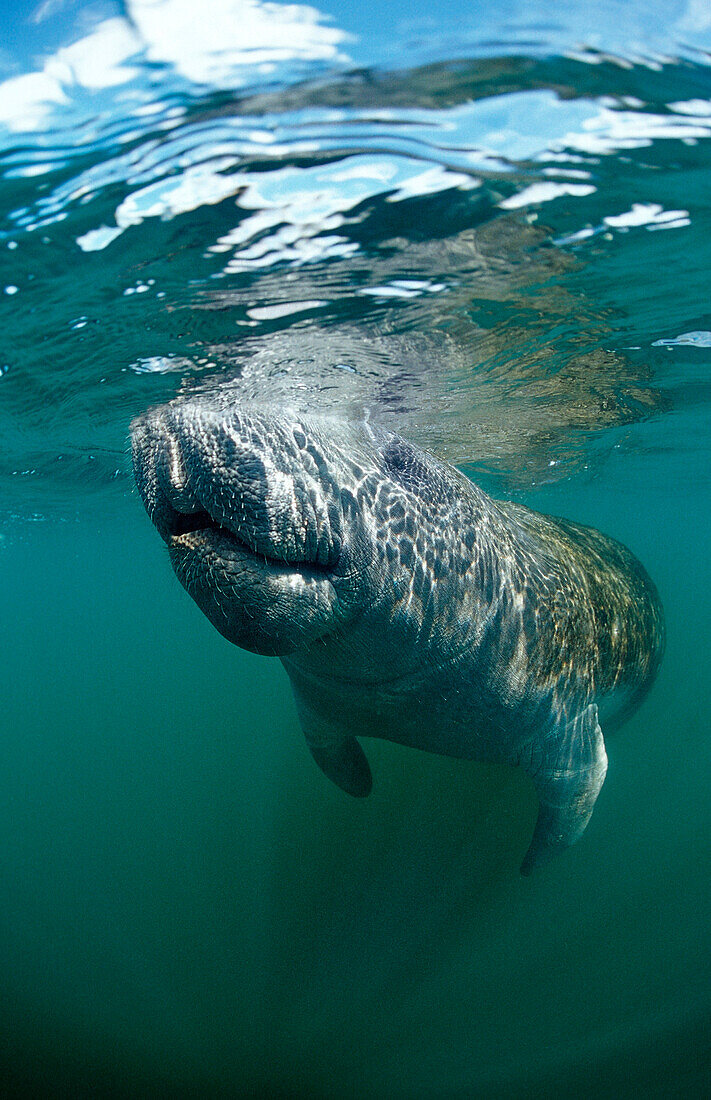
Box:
131 399 664 873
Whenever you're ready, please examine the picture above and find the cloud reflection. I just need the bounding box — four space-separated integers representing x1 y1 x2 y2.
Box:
206 157 478 272
127 0 350 85
0 0 350 133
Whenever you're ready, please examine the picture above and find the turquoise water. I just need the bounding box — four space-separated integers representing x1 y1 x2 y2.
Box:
1 1 710 1094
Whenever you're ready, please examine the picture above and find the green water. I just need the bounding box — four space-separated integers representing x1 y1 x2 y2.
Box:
1 0 711 1094
2 435 708 1095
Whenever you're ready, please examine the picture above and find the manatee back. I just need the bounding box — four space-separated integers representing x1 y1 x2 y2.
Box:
499 502 665 724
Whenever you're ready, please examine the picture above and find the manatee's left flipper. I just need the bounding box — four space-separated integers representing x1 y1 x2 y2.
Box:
520 703 607 875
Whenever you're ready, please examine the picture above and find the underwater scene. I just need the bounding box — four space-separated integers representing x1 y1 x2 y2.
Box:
1 0 710 1094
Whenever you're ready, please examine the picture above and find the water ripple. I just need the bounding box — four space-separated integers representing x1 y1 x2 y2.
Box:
0 4 709 513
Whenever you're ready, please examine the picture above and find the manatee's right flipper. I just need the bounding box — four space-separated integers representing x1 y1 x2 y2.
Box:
286 681 373 797
520 703 607 875
290 690 372 797
307 734 373 798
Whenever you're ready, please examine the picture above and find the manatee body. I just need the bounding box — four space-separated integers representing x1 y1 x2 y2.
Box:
131 401 664 873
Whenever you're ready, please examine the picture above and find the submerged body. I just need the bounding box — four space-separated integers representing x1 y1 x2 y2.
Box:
131 400 664 873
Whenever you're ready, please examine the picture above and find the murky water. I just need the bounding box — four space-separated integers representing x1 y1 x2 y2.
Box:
1 1 710 1094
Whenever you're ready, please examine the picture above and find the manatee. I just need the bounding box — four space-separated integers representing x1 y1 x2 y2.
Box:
131 399 664 873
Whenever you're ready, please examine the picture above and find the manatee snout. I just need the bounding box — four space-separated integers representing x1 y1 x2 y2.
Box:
132 401 344 568
131 408 198 541
130 401 352 655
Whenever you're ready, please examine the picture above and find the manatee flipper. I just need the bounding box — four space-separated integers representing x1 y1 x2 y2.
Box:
307 734 373 798
520 703 607 875
286 681 374 797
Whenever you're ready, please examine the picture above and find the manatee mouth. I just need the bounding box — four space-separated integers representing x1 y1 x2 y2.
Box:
159 498 330 574
168 508 222 538
164 505 243 548
164 506 254 556
130 407 343 573
130 403 357 654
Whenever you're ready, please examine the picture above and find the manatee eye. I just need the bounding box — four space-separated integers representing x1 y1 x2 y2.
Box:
381 437 432 493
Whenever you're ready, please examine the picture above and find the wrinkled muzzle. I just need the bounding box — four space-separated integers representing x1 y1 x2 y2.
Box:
131 401 347 656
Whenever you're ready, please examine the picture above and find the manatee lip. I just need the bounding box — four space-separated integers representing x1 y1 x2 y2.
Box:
153 489 336 573
131 415 340 572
